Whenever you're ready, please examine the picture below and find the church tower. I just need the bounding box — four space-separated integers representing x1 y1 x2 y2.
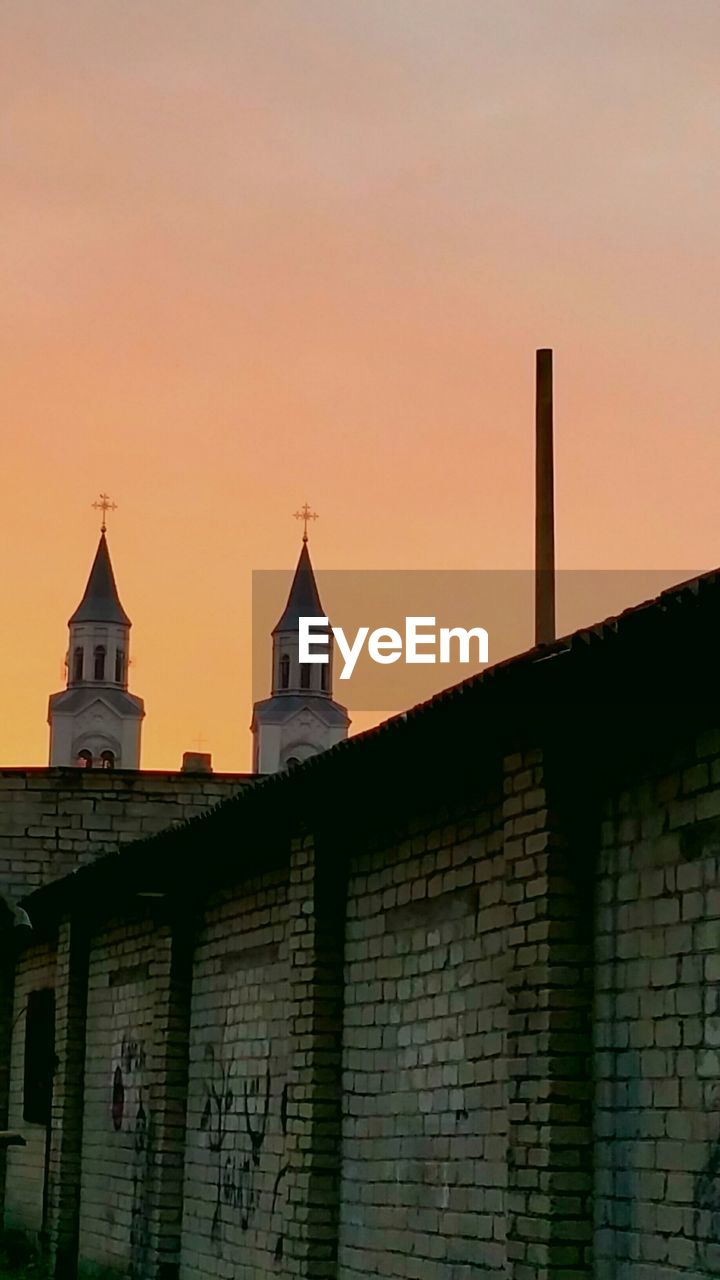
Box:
251 512 349 773
48 503 144 768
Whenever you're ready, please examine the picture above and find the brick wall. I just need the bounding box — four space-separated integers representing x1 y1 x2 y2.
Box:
75 914 169 1279
339 793 507 1279
180 874 289 1279
0 768 250 906
0 766 250 1268
595 726 720 1279
9 719 720 1278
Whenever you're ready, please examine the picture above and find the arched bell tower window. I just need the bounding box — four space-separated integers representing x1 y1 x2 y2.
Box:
320 664 328 692
76 749 92 769
115 649 125 683
280 654 290 690
73 647 84 682
300 664 311 690
100 750 115 770
94 645 106 680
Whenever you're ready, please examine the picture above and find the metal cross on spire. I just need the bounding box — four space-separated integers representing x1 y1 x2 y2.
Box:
294 502 318 542
92 492 117 533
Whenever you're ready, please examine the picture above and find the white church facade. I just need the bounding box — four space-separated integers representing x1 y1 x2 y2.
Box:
47 507 349 773
47 528 145 770
250 536 350 772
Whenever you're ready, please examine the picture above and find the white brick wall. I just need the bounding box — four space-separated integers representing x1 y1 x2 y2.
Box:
77 914 169 1278
180 873 290 1280
0 768 248 905
338 797 507 1280
594 728 720 1278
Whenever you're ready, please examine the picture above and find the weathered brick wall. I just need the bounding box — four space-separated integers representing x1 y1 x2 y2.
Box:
0 769 249 905
594 727 720 1279
76 913 171 1279
503 744 596 1278
180 873 289 1279
0 768 250 1266
339 792 507 1279
3 757 594 1279
11 720 720 1278
5 938 57 1238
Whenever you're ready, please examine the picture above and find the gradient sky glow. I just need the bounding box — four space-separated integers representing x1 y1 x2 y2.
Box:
2 1 719 770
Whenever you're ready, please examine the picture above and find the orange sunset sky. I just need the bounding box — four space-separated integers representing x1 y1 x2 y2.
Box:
2 1 720 771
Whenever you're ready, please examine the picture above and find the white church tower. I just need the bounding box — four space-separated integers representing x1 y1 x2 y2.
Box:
48 497 144 768
251 509 349 773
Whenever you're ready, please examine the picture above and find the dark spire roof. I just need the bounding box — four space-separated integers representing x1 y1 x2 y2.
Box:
273 540 324 633
69 532 131 626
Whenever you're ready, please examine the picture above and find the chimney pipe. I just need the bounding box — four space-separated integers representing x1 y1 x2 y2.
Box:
535 348 556 645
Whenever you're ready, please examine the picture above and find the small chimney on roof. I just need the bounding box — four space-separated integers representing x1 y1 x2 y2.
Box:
535 348 556 646
181 751 212 773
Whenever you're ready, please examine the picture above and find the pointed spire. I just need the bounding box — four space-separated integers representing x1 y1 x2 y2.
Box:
273 540 324 633
69 532 131 626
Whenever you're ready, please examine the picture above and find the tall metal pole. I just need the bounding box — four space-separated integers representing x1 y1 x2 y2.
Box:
535 348 556 645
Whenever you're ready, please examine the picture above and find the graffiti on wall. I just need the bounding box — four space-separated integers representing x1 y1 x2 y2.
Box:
110 1033 153 1279
129 1088 154 1279
695 1136 720 1266
111 1037 146 1132
199 1038 288 1262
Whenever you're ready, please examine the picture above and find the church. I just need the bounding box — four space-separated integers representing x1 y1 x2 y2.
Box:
46 500 349 775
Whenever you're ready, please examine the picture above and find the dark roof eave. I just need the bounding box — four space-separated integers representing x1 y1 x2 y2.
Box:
24 565 720 922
